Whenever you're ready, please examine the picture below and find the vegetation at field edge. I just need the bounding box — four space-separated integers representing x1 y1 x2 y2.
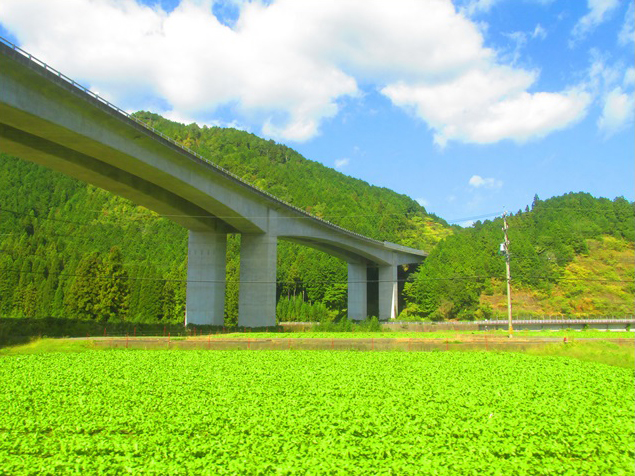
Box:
2 335 633 369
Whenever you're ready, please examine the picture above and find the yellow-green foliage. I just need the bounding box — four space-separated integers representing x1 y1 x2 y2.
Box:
483 236 634 317
400 215 454 251
0 338 95 356
525 340 634 369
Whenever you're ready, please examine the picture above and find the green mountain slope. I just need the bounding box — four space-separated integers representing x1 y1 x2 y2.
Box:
0 113 451 324
132 111 451 248
2 113 631 324
482 236 634 317
403 193 634 320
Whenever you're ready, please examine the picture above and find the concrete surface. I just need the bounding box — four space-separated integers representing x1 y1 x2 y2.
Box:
0 40 427 326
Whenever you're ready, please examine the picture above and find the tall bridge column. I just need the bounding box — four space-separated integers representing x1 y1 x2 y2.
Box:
185 230 227 326
238 234 277 327
347 263 367 321
378 265 398 320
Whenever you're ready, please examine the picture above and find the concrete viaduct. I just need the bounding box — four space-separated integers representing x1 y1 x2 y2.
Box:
0 38 426 327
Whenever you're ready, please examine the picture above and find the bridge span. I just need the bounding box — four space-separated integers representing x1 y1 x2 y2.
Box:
0 38 426 327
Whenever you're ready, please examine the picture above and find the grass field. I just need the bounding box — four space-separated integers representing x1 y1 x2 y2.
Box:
0 349 633 474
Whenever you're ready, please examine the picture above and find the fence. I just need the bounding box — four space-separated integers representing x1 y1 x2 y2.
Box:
383 319 634 332
279 319 634 332
90 335 633 352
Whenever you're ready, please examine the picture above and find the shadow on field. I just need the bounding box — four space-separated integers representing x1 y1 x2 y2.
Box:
0 317 283 349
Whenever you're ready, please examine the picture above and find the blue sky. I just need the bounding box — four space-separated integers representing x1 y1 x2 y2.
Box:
1 0 633 225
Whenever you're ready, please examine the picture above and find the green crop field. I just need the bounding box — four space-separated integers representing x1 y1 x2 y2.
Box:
0 350 633 474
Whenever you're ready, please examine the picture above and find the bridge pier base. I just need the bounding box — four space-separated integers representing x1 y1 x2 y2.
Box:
238 234 277 327
378 265 398 320
185 230 227 326
347 263 368 320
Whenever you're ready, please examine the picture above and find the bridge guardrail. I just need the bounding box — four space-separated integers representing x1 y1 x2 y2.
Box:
0 36 416 251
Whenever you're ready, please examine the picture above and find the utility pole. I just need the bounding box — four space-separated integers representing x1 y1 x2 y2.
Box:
501 211 513 337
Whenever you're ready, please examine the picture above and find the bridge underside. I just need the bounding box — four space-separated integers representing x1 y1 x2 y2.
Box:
0 122 232 232
0 120 421 325
0 123 414 325
185 231 407 326
0 40 426 327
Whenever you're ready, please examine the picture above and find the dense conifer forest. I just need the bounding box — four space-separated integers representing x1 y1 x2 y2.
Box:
404 193 634 319
0 113 632 324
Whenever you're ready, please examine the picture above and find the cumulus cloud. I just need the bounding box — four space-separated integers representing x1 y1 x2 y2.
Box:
571 0 620 44
383 69 590 147
0 0 594 144
469 175 503 189
0 0 359 141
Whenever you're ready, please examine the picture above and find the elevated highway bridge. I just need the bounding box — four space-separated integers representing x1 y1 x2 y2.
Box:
0 37 426 327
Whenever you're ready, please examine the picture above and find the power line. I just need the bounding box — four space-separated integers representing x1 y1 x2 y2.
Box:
1 266 631 286
0 207 90 227
446 212 503 223
3 205 632 239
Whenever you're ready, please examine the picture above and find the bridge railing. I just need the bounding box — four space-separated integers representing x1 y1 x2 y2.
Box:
0 36 402 249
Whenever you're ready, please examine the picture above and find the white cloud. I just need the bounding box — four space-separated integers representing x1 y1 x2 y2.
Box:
502 25 546 65
597 87 635 135
460 0 554 17
532 24 547 40
162 110 248 132
0 0 359 142
383 69 591 147
460 0 501 17
618 2 634 45
469 175 503 189
334 158 350 169
0 0 595 145
587 51 623 92
585 54 635 136
416 198 429 207
571 0 620 44
503 31 528 65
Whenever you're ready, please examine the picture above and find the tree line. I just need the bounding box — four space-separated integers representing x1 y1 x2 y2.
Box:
403 193 634 320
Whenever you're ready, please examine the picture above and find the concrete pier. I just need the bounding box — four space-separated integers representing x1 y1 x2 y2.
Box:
347 263 368 320
185 231 227 325
238 234 278 327
378 265 398 320
0 39 427 328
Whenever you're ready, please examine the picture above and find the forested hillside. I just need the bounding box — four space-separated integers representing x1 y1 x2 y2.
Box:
404 193 634 320
133 111 451 248
1 113 632 324
0 113 450 324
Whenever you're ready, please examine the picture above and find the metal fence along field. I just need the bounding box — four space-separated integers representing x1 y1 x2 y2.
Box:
0 350 633 474
88 335 634 352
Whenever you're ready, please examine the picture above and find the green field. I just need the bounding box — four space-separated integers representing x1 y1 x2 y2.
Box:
0 350 632 474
